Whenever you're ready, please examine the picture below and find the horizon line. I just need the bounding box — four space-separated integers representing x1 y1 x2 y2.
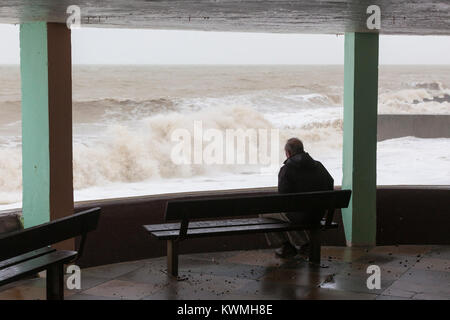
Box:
1 63 450 66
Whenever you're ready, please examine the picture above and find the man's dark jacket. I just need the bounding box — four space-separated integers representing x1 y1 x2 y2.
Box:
278 152 334 224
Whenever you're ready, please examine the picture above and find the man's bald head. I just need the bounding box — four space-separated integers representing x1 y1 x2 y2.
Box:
284 138 304 158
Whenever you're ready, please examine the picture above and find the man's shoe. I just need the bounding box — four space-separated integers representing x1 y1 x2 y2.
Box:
298 243 310 256
275 242 297 258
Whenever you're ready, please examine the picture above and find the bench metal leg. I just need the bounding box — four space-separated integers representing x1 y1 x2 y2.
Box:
167 240 179 277
46 264 64 300
309 228 321 265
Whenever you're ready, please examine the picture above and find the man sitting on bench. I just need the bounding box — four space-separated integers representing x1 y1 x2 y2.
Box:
264 137 334 258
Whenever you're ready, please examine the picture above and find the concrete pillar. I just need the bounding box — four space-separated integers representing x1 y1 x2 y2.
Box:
20 22 73 238
342 32 379 246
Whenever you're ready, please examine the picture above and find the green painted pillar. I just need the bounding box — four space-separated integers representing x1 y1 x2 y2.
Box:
342 32 379 246
20 22 74 232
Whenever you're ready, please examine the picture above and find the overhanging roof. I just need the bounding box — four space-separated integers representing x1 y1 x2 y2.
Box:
0 0 449 35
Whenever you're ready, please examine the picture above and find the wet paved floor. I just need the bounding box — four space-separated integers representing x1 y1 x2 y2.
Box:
1 245 449 300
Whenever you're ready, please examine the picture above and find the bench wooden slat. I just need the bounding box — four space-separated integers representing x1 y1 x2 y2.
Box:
0 247 55 270
144 218 282 233
165 190 351 220
0 250 77 287
150 221 338 240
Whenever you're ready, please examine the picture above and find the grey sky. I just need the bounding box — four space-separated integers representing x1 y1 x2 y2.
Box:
1 24 449 64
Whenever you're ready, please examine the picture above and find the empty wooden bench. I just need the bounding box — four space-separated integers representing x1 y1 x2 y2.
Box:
0 207 101 300
143 190 351 276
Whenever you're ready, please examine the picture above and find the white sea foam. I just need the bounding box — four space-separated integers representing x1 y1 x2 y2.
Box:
379 88 450 114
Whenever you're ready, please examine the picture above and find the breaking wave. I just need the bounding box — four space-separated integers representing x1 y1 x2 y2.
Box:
378 88 450 114
0 105 345 195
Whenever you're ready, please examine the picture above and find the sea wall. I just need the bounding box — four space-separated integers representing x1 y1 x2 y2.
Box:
378 114 450 141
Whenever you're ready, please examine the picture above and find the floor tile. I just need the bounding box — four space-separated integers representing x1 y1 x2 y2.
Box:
0 285 45 300
262 265 336 288
83 279 161 300
369 245 432 257
224 249 285 267
184 251 242 262
177 257 268 280
66 293 122 300
116 258 169 286
282 257 347 273
375 294 411 300
425 246 450 260
321 246 370 263
236 280 311 300
318 273 394 295
379 287 416 298
305 287 377 300
0 276 45 292
411 292 450 300
382 269 450 297
354 252 417 270
411 257 450 273
81 260 146 280
143 274 253 300
337 262 407 281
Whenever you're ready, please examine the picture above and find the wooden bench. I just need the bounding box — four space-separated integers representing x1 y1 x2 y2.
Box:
143 190 351 276
0 207 101 300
